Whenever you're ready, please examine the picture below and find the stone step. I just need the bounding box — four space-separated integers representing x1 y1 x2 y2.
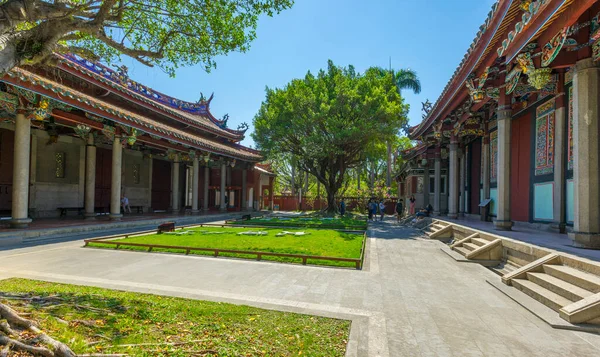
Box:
512 278 573 312
454 246 470 257
471 238 488 247
543 265 600 293
432 223 446 230
428 226 439 233
463 243 479 251
526 272 593 301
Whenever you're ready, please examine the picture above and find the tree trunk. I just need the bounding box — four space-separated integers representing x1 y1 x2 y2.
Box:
290 163 295 195
325 188 337 214
357 167 361 190
386 140 392 188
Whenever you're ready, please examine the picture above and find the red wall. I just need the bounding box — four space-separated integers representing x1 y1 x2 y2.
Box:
95 148 112 210
151 159 171 210
510 113 532 222
469 138 481 214
0 129 14 212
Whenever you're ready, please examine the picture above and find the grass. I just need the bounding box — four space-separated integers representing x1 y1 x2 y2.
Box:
236 216 367 230
86 226 364 268
0 278 350 356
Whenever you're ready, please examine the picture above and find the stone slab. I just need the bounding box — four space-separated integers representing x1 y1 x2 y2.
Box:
487 278 600 334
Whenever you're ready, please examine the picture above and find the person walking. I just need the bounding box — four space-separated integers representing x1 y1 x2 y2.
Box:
367 199 373 221
379 200 385 222
409 195 416 215
396 199 404 223
340 198 346 216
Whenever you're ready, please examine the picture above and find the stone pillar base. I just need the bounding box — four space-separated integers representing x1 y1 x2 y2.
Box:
220 207 227 212
191 209 200 215
448 213 458 219
569 232 600 249
109 213 123 221
434 211 441 216
494 220 513 231
84 213 96 220
10 218 32 229
458 212 465 217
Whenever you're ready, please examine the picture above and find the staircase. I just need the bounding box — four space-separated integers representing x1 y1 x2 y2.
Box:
422 220 452 239
504 255 600 325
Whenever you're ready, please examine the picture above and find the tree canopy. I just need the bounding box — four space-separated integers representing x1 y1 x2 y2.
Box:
252 60 408 212
0 0 293 75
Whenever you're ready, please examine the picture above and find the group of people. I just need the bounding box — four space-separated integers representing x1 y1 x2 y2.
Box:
408 195 433 219
365 199 406 222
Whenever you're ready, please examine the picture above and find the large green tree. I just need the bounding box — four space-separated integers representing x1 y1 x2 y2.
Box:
252 60 408 213
0 0 292 75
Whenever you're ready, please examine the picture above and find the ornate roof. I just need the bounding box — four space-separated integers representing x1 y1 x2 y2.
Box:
411 0 510 139
58 54 248 141
4 67 262 161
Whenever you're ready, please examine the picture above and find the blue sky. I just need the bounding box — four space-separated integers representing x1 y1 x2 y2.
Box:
122 0 496 147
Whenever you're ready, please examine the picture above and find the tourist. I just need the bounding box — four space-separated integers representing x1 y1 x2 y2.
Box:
121 194 131 214
396 199 404 223
367 199 374 221
416 204 433 219
409 195 416 215
339 198 346 216
379 200 385 222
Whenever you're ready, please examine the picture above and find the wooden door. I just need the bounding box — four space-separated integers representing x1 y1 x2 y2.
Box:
510 113 532 222
0 129 14 213
151 159 171 211
469 138 481 214
95 148 112 211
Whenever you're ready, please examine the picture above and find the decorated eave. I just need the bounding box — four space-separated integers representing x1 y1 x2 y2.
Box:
56 54 249 141
410 0 508 139
412 0 598 140
1 66 262 162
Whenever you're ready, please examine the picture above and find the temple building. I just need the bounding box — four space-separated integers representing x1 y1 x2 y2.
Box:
0 54 275 228
398 0 600 249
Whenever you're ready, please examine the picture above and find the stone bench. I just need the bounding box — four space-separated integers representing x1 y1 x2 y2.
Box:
57 207 84 217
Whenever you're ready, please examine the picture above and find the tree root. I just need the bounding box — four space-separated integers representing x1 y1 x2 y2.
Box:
0 301 77 357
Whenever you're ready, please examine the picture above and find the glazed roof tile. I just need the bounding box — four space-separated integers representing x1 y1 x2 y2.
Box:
7 67 262 161
58 54 247 140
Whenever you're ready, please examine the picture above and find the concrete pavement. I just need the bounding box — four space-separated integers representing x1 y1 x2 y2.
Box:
1 219 600 356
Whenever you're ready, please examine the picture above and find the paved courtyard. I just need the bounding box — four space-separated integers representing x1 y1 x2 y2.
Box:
1 220 600 356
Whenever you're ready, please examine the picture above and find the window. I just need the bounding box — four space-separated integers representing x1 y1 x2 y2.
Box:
55 152 65 178
133 164 140 184
429 176 447 195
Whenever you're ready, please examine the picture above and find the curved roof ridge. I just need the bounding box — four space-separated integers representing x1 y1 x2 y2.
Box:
58 54 247 140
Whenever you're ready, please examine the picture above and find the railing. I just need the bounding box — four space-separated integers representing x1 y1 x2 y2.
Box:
84 223 367 270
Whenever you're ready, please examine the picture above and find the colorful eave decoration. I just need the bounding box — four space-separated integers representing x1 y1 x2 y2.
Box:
4 68 262 162
497 0 551 58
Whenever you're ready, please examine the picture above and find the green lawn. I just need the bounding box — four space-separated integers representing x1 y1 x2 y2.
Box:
235 216 367 229
87 226 364 268
0 278 349 356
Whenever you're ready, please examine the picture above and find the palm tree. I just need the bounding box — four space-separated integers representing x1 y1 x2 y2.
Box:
386 68 421 188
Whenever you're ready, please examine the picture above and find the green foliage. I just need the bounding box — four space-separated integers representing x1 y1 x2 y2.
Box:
0 278 349 356
252 60 408 211
88 226 364 268
2 0 294 75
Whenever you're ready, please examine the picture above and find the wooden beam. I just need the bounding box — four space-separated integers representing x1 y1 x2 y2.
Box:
537 0 597 47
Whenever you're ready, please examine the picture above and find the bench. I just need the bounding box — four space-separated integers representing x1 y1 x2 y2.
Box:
158 222 175 233
58 207 83 217
129 205 144 214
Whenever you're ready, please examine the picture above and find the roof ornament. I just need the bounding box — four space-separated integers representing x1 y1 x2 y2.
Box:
115 65 129 83
421 100 432 120
237 122 249 132
219 113 229 129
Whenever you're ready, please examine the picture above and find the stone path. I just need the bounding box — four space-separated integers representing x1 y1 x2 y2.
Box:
1 219 600 356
